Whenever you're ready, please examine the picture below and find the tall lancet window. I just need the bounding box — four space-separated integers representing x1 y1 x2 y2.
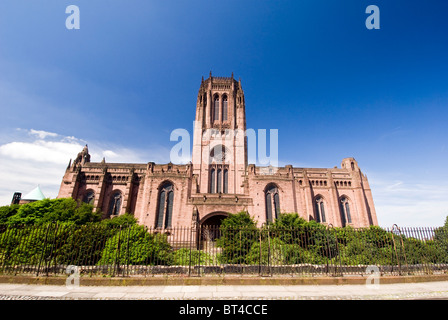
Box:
203 94 207 124
340 196 352 226
265 184 280 223
223 168 228 193
209 168 216 193
107 191 122 217
83 190 95 205
156 182 174 229
315 196 326 223
213 94 220 122
217 168 222 193
222 95 228 121
209 145 229 194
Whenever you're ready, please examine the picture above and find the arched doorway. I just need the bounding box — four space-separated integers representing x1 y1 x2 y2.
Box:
199 212 228 250
200 211 228 228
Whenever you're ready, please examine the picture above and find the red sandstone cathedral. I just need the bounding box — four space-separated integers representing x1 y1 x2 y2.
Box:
57 74 378 228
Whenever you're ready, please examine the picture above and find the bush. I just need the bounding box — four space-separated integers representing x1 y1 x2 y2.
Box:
246 237 288 265
55 224 117 266
216 211 258 264
0 205 20 224
97 225 173 266
0 223 70 267
271 212 307 229
100 213 138 227
172 248 218 266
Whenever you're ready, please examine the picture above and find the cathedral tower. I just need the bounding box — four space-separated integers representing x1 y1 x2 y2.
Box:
192 72 247 195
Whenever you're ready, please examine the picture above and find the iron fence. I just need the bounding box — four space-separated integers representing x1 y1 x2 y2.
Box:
0 223 447 277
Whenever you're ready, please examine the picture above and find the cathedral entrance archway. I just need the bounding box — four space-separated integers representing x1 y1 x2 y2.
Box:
198 212 228 249
200 211 229 228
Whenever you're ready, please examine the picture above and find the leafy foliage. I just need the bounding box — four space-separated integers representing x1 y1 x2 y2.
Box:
172 248 218 266
1 198 101 226
216 211 258 264
97 225 173 266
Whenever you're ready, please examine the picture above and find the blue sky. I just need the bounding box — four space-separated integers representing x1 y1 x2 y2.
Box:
0 1 447 227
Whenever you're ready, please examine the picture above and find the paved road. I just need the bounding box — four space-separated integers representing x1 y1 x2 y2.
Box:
0 281 448 300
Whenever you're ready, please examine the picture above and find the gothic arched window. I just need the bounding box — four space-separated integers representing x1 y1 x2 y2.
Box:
213 94 220 122
107 191 122 217
209 145 229 194
315 196 326 223
209 165 229 194
209 168 216 193
156 182 174 229
265 184 280 223
223 168 228 193
222 95 228 121
83 190 95 205
340 196 352 226
217 168 222 193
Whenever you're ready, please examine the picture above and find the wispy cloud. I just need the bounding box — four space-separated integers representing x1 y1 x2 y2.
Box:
377 126 409 142
369 174 448 227
29 129 58 140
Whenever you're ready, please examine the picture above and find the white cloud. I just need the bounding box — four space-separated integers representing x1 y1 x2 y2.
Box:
0 130 83 205
102 150 118 159
0 129 163 206
0 140 82 164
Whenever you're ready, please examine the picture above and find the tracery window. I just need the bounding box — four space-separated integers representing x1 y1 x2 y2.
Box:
315 196 326 223
83 190 95 205
209 145 229 194
340 196 352 226
156 182 174 228
209 168 216 193
209 165 228 194
107 191 122 217
213 94 220 122
265 184 280 223
222 95 228 121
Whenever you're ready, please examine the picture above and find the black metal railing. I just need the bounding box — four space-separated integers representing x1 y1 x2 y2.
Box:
0 223 447 277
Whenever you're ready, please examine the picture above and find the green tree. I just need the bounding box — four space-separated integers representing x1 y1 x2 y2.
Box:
55 223 117 266
216 211 258 264
0 204 20 224
434 216 448 263
5 198 101 225
100 213 137 227
271 212 307 229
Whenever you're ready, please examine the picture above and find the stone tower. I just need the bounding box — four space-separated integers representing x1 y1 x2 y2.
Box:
192 72 247 195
